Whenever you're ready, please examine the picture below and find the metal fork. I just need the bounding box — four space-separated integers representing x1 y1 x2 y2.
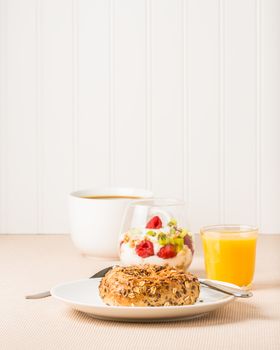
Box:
25 266 252 299
25 266 113 299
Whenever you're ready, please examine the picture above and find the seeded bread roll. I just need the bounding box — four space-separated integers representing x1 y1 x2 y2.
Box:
98 265 200 307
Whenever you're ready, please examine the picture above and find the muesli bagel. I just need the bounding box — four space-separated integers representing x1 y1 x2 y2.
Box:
98 264 200 307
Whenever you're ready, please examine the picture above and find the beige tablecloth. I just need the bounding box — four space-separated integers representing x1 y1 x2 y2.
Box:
1 234 280 350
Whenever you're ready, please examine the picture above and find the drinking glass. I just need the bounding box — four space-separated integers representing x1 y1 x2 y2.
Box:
118 198 194 270
200 225 258 288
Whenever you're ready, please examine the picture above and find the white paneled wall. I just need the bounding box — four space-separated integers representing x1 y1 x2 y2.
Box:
0 0 279 234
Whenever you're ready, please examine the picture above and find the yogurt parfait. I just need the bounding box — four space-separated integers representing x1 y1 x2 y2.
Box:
119 215 194 270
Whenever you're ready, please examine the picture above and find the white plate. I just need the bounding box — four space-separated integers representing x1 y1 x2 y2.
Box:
51 278 235 322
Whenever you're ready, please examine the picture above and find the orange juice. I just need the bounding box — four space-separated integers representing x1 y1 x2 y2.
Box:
201 225 258 288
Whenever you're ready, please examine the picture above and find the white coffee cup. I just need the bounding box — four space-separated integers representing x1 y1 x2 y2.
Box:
69 187 153 258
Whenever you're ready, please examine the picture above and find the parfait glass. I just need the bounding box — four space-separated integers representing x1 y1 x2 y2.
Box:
118 198 194 270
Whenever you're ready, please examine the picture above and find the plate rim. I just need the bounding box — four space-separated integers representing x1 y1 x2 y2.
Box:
51 278 235 310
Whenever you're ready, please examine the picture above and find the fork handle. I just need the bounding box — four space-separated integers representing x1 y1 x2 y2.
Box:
25 291 51 299
200 280 253 298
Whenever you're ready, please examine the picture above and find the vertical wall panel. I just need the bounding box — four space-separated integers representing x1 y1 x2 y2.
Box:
113 0 146 188
77 0 110 189
0 0 6 233
0 0 38 233
0 0 280 233
150 0 184 198
188 0 220 231
224 0 257 225
40 0 73 233
261 0 280 233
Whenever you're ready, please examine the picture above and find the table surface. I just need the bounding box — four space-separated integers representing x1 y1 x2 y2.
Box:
1 234 280 350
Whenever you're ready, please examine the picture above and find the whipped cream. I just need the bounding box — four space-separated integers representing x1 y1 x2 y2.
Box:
120 243 193 269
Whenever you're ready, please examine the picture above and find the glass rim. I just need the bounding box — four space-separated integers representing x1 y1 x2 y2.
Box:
129 197 185 207
200 224 259 234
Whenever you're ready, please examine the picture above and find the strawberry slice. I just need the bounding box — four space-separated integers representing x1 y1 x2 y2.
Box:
146 216 162 229
157 244 177 259
136 240 154 258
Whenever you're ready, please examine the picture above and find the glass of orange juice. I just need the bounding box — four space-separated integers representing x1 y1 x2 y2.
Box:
200 225 258 289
